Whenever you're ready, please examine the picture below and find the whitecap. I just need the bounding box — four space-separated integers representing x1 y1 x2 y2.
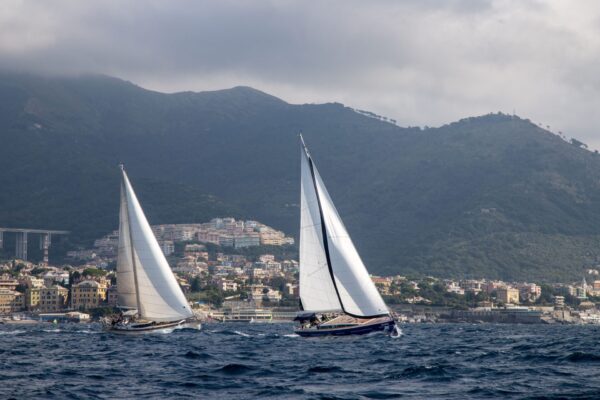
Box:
76 330 97 334
390 325 403 339
0 330 25 335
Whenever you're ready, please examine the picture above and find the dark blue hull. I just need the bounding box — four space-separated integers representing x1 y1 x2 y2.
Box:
295 319 396 337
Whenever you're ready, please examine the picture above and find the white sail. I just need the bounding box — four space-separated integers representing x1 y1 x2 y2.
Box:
116 179 137 309
299 147 343 313
299 138 389 317
119 169 194 322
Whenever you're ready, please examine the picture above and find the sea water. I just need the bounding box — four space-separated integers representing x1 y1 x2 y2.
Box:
1 323 600 399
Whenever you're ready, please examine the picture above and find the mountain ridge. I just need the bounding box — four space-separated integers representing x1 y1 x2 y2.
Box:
0 71 599 281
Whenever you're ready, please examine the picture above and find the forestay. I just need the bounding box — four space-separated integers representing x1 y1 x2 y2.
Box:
299 138 389 318
119 169 194 322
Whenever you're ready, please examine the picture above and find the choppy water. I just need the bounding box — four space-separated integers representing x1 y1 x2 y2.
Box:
1 323 600 399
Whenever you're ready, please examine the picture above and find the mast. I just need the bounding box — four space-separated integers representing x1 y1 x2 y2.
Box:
121 165 142 316
298 135 342 313
120 167 194 322
300 134 346 312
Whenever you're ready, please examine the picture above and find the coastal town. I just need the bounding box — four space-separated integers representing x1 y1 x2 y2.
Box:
1 217 600 325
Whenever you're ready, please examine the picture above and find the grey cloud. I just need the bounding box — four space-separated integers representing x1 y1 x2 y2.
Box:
2 0 600 148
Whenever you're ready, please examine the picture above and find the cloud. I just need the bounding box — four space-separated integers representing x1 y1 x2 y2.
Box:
2 0 600 147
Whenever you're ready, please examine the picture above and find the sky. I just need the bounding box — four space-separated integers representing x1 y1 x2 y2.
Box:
2 0 600 147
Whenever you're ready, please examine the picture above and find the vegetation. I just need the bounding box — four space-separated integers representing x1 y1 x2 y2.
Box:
187 284 229 307
81 268 107 277
88 307 118 318
30 267 49 276
3 73 600 281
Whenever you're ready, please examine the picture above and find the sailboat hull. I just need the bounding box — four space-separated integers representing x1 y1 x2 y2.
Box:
105 317 201 333
295 316 396 337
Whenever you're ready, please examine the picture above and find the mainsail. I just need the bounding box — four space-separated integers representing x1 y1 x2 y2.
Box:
117 167 194 322
299 137 389 318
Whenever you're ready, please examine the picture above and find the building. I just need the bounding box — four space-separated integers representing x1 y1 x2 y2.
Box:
71 280 107 310
497 287 520 305
38 285 69 312
259 229 287 246
216 278 238 292
281 260 298 273
484 281 504 294
0 276 19 291
107 285 119 306
25 286 41 311
461 280 483 294
250 268 267 280
446 281 465 295
218 235 234 248
184 243 205 255
517 283 542 302
233 233 260 248
577 278 588 299
554 295 565 307
263 289 282 303
259 254 276 263
25 276 45 289
43 271 69 287
197 230 220 245
285 283 299 297
160 240 175 256
0 289 24 313
371 276 392 295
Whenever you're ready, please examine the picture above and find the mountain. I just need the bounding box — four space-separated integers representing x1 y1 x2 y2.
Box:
1 72 600 281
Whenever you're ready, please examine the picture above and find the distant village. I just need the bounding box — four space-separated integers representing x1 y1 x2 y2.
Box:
2 217 600 325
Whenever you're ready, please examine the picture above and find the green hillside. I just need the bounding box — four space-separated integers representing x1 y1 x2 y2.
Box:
1 72 600 281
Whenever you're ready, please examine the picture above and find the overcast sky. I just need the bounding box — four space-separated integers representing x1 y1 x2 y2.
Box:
2 0 600 147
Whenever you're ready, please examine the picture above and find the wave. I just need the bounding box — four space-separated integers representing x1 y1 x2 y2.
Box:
390 325 403 338
387 364 454 380
75 329 97 334
564 352 600 362
3 323 600 399
215 363 252 375
307 365 344 373
0 330 25 335
183 351 212 360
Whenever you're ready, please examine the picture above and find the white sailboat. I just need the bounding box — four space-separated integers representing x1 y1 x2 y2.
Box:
294 135 398 337
104 166 199 332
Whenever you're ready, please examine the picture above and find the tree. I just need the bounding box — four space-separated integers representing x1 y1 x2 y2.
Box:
268 277 288 292
570 138 588 148
190 276 202 292
31 267 49 276
82 268 107 277
70 271 81 286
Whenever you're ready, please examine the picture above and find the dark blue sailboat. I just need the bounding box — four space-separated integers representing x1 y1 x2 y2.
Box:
294 136 399 337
